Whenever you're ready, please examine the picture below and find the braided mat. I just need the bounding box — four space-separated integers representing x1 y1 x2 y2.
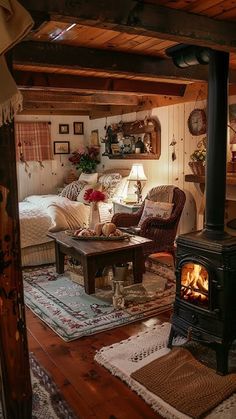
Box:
95 322 236 419
131 346 236 419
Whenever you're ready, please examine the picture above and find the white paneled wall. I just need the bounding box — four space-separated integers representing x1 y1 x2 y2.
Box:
16 114 90 200
16 100 214 234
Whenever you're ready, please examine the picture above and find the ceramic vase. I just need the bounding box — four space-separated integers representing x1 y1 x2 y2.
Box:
89 202 101 229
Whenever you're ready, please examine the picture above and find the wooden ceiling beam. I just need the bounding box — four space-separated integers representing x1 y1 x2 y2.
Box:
21 90 142 105
13 41 209 83
20 109 90 116
20 0 236 53
15 71 186 96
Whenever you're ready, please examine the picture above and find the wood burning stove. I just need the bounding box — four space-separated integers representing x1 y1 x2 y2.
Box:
169 231 236 375
167 47 235 374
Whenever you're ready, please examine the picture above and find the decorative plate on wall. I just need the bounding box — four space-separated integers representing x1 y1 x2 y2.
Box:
187 108 207 136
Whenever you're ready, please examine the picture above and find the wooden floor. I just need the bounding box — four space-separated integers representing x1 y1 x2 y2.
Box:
26 308 172 419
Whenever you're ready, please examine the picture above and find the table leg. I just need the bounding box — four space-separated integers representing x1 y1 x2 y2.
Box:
81 257 96 294
133 248 143 284
55 242 65 274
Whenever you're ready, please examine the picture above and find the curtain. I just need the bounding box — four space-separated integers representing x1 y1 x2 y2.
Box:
15 122 52 163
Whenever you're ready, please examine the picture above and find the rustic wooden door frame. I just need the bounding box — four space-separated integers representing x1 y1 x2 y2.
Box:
0 55 32 418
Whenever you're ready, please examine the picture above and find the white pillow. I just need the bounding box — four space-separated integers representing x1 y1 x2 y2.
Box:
138 199 174 227
79 172 98 184
76 184 93 204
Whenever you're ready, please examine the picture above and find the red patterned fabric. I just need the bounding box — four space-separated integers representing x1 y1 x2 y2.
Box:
15 122 52 162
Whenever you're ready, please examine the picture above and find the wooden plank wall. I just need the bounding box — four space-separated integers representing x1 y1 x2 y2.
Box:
16 100 211 235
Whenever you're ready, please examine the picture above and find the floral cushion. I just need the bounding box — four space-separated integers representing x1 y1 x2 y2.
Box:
98 173 122 200
138 199 174 227
59 180 87 201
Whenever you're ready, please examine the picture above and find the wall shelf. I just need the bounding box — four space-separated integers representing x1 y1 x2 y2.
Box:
102 117 161 160
185 173 236 185
102 152 158 160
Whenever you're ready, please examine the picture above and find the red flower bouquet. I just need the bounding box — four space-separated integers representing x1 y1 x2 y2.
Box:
84 188 106 203
68 146 100 173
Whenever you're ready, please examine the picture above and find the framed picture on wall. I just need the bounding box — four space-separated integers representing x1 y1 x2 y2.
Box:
53 141 70 155
73 121 84 135
59 124 69 134
90 129 99 146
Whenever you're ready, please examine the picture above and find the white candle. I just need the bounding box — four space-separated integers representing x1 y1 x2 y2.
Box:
232 144 236 151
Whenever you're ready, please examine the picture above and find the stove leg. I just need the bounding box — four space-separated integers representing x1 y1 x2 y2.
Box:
215 343 229 375
167 326 176 348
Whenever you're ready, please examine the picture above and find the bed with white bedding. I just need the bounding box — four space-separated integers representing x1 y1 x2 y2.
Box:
19 194 113 266
19 169 129 266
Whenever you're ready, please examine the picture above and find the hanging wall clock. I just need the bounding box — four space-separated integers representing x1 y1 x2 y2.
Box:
187 108 207 136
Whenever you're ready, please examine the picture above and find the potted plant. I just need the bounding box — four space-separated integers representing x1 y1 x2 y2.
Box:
189 137 207 176
68 146 100 173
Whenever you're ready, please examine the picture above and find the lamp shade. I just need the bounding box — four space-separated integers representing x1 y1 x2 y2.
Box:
127 163 147 181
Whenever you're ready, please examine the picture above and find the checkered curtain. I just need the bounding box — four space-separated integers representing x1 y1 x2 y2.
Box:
15 122 52 162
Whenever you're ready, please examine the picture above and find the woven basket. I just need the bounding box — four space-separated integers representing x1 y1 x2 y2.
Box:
67 259 112 288
188 161 205 176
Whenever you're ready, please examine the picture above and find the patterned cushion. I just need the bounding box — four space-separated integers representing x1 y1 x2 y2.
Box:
79 172 98 184
138 199 174 227
59 180 86 201
98 173 122 200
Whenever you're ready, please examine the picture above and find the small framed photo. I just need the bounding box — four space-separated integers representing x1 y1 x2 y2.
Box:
73 121 84 135
53 141 70 155
90 129 100 146
59 124 69 134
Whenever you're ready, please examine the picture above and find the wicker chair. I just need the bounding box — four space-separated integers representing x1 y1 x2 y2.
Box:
112 186 186 260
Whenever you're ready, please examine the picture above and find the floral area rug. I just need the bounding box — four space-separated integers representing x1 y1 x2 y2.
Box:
23 258 175 342
95 323 236 419
0 353 76 419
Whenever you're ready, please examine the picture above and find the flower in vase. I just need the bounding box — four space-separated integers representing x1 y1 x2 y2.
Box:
190 137 207 165
68 146 100 173
84 188 106 203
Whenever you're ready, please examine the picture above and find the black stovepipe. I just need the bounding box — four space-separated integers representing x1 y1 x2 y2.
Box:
203 50 229 238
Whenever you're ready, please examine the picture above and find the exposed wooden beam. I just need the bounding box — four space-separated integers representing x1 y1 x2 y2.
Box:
21 90 142 105
20 0 236 53
13 41 209 83
15 71 186 96
20 109 90 116
22 102 140 113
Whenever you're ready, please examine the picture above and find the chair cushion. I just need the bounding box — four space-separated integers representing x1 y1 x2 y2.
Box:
59 180 87 201
138 199 174 227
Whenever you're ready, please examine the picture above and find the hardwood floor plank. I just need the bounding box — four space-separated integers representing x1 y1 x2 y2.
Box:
26 309 171 418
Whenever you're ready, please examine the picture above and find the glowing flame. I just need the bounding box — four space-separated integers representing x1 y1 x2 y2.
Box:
181 263 208 305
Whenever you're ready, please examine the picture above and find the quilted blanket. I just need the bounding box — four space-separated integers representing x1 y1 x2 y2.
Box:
19 195 90 248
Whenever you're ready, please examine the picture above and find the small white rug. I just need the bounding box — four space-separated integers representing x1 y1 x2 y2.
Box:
95 323 236 419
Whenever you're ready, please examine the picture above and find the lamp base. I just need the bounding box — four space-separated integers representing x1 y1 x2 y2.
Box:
135 180 142 203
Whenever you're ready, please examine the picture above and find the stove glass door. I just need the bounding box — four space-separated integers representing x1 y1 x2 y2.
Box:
181 262 209 308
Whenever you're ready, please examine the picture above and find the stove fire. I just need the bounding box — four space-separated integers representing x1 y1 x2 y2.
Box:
181 263 208 307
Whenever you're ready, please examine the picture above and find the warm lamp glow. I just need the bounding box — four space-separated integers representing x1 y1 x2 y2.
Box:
127 164 147 181
127 164 147 202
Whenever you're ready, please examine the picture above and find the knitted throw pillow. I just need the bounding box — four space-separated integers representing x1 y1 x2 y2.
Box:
59 180 87 201
138 199 174 227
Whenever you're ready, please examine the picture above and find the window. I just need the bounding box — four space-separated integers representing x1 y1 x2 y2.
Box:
15 122 52 162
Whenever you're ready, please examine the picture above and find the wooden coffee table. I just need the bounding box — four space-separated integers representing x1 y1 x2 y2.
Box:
47 231 152 295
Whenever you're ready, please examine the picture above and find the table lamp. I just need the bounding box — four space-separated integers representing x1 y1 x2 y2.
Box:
127 163 147 203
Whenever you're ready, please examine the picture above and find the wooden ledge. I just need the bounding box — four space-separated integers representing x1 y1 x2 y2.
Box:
185 173 236 185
